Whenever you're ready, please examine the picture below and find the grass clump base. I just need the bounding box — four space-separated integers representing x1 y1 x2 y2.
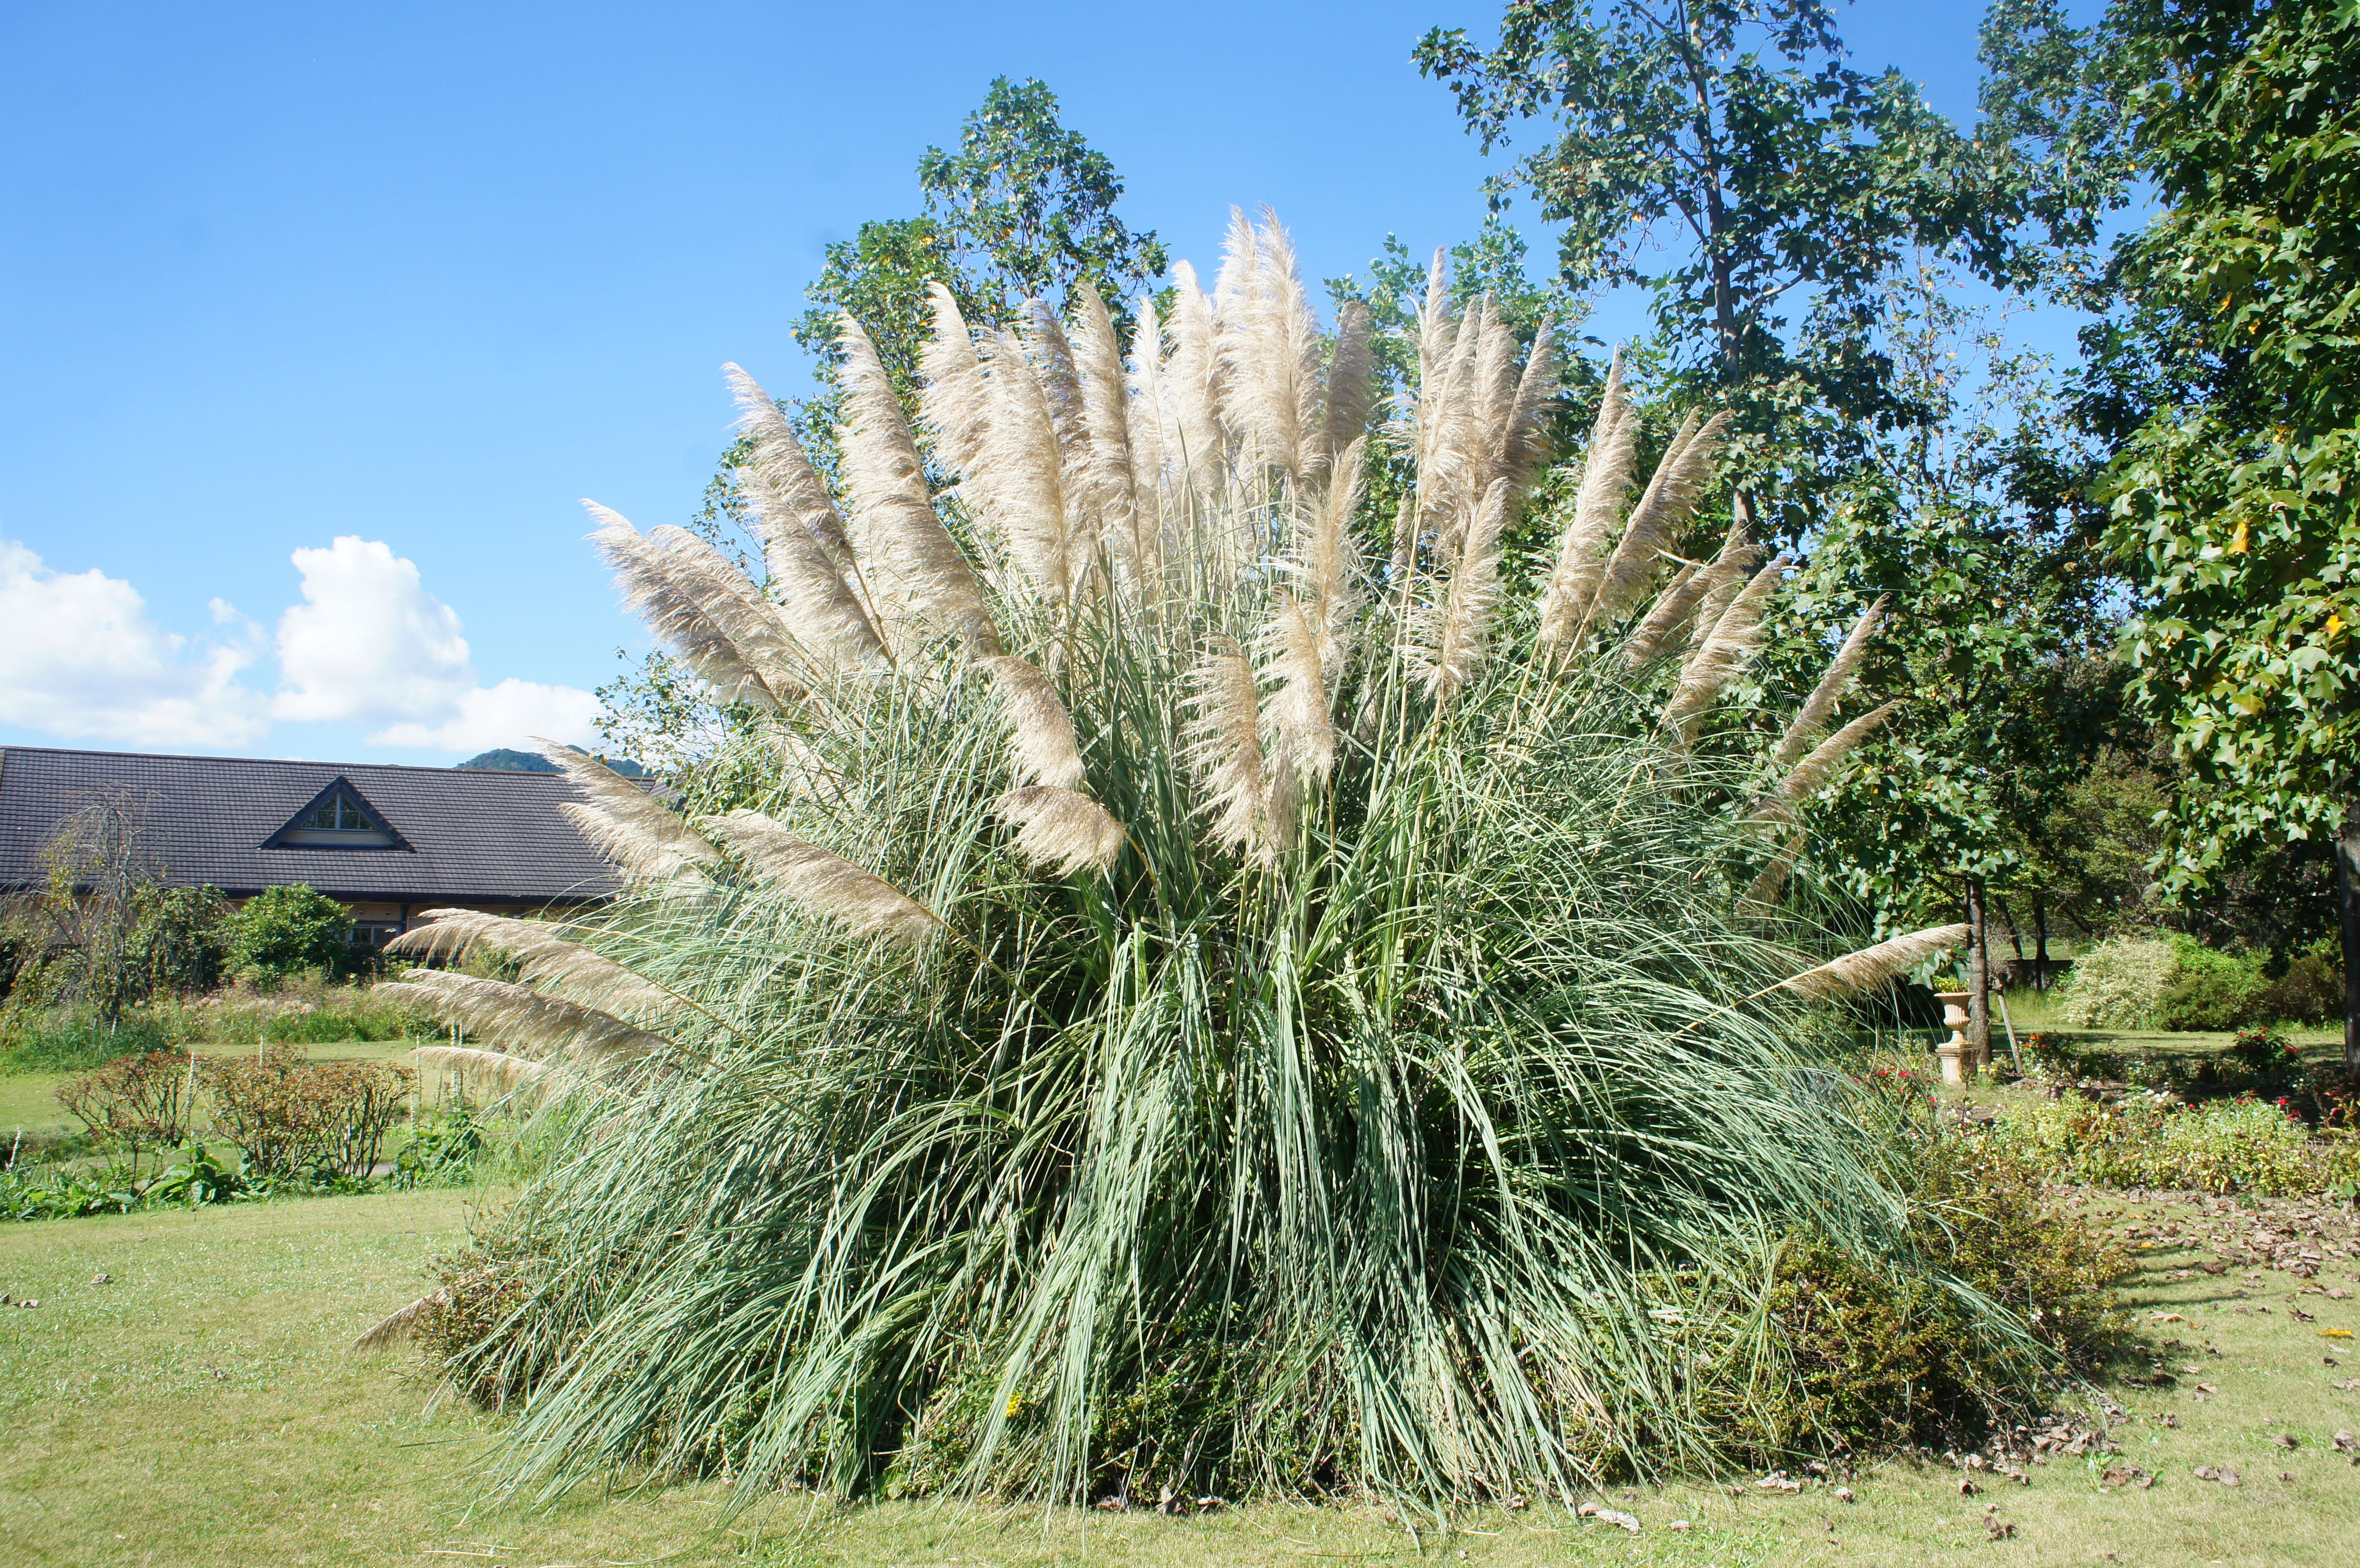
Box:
381 214 2084 1512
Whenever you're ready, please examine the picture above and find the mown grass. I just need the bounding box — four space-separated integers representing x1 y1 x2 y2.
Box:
3 1187 2358 1565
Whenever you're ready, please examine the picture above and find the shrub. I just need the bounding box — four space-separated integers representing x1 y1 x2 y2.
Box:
393 1107 486 1187
54 1051 198 1171
2257 938 2344 1025
1979 1092 2359 1196
2056 937 2176 1029
197 1048 415 1179
1701 1136 2125 1460
226 885 354 983
2153 936 2266 1030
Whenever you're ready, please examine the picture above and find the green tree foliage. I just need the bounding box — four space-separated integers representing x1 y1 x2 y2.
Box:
1991 0 2359 1065
1415 0 2096 527
792 76 1167 401
226 885 355 984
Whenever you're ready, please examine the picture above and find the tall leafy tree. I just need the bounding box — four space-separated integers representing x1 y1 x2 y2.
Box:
792 76 1167 399
1419 1 2128 1048
1415 0 2099 532
2003 0 2360 1071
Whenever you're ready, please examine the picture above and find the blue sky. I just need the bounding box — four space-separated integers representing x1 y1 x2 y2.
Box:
0 1 2077 764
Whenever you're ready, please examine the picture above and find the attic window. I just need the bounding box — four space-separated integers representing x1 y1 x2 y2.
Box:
270 783 399 849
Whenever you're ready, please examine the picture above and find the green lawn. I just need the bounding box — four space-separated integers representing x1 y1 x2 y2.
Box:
4 1187 2359 1565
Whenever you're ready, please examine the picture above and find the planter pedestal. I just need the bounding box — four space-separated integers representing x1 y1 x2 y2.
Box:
1933 991 1975 1084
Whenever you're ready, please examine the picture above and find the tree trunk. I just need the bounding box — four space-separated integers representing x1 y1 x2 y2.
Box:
1968 876 1992 1068
2339 792 2360 1086
1994 892 2026 961
2034 891 2050 990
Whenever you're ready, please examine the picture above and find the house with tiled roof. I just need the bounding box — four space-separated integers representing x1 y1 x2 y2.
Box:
0 747 620 947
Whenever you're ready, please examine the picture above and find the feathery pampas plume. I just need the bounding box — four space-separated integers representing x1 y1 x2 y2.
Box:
1583 410 1732 638
974 331 1073 605
733 462 885 664
586 505 790 710
993 785 1128 876
706 808 940 944
981 655 1087 790
380 970 673 1062
1185 635 1265 855
1781 924 1971 1001
1662 553 1790 743
538 741 720 886
1070 290 1145 582
352 1288 450 1352
1536 352 1636 649
413 1043 547 1091
1418 478 1511 701
388 910 684 1021
1321 301 1375 470
919 285 990 478
1751 699 1901 820
1161 261 1229 501
725 363 855 560
836 314 999 652
1770 597 1889 772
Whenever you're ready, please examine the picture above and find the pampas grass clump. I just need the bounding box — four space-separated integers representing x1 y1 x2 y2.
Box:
372 208 2024 1509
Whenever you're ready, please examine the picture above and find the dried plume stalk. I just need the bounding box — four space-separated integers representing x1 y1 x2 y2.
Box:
992 785 1128 877
1782 924 1970 1002
381 970 673 1062
539 741 722 886
1739 833 1806 913
1751 700 1901 820
388 909 683 1020
981 655 1087 790
707 809 940 944
1185 635 1266 855
1770 596 1889 772
836 314 999 652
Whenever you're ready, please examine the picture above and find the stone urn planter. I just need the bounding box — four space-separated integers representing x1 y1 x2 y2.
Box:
1932 990 1975 1084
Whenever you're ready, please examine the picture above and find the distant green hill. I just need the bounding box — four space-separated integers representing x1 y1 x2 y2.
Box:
458 747 648 778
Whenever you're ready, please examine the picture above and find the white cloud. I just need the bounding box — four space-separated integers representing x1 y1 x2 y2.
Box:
368 678 602 753
0 532 600 759
272 536 474 723
0 537 270 748
270 536 600 756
